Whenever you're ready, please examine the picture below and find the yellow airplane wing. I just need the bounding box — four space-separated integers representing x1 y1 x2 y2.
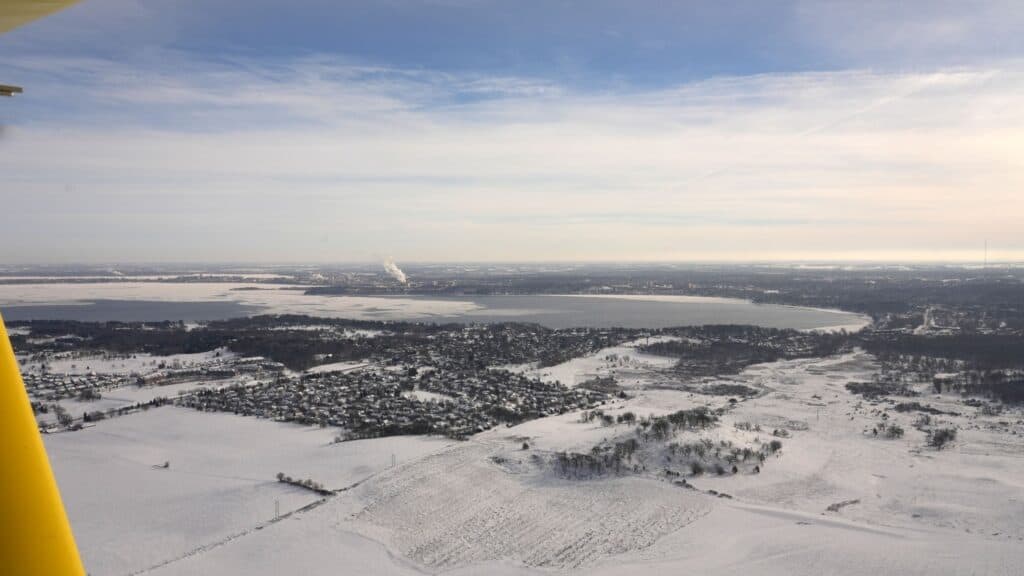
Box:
2 1 81 96
0 0 79 35
0 313 86 575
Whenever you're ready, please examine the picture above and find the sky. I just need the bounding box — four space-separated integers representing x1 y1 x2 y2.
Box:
1 0 1022 264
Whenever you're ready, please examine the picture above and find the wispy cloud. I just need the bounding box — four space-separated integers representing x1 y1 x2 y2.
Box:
1 53 1022 262
795 0 1024 66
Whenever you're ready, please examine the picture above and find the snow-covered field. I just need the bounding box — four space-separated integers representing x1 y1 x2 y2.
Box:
48 351 1024 575
36 378 243 426
20 349 235 376
304 361 371 374
46 407 453 575
502 337 679 388
350 442 712 570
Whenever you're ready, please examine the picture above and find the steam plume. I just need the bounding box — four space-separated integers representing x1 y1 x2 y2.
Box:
383 259 407 284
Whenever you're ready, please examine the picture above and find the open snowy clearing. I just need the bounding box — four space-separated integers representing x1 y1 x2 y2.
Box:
304 361 371 374
36 377 245 426
47 407 453 575
20 349 235 376
349 441 712 570
502 337 678 388
402 389 457 403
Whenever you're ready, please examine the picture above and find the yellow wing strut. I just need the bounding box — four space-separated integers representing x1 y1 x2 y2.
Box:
0 313 86 576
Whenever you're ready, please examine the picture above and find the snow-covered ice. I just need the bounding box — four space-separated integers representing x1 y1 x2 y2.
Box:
0 282 483 319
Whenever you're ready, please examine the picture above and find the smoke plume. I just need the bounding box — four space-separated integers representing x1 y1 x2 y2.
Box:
383 259 408 284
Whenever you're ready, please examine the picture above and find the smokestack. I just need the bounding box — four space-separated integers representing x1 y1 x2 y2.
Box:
383 259 408 284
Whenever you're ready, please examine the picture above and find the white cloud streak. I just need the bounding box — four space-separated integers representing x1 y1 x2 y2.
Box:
1 55 1022 263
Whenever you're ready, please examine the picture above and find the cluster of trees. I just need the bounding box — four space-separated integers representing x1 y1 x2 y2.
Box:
869 343 1024 405
871 421 905 439
845 380 917 399
893 402 957 416
551 450 626 479
578 409 639 426
49 397 171 431
709 268 1024 324
578 407 719 441
641 326 849 377
551 437 647 479
76 388 102 401
275 472 331 495
936 372 1024 405
664 438 778 477
557 406 781 480
928 428 957 449
702 383 758 397
864 334 1024 370
53 404 72 428
578 376 620 393
12 320 225 355
13 316 641 373
81 410 106 423
638 407 719 441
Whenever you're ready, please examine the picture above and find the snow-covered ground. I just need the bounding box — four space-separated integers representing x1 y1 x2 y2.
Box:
48 351 1024 575
402 389 457 403
501 337 678 388
801 320 873 333
35 377 246 426
46 407 454 575
267 325 383 338
304 361 371 374
349 442 712 570
20 349 235 376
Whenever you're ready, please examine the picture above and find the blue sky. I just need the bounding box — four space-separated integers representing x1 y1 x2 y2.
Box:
7 1 1023 87
1 1 1022 262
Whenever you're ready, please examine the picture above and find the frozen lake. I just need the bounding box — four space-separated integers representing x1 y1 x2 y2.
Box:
0 283 868 331
425 294 867 330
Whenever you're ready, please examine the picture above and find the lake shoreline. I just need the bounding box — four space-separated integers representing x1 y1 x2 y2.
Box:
0 283 869 331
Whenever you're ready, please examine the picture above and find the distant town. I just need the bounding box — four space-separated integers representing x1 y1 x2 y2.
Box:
11 262 1024 439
